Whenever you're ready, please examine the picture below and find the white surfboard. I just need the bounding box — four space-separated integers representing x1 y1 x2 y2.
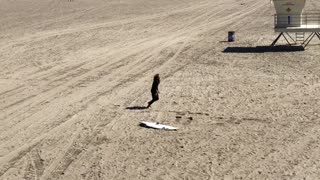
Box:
140 121 178 131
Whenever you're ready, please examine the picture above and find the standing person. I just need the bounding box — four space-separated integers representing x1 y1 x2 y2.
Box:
147 74 160 108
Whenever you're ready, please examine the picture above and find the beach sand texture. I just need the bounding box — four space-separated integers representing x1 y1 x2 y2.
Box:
1 0 320 179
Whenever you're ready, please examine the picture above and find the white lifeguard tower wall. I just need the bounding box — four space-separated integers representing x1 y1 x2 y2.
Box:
270 0 320 47
273 0 306 27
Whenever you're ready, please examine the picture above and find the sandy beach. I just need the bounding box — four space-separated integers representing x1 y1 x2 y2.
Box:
1 0 320 179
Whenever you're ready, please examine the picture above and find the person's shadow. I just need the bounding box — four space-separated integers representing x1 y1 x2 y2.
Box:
126 106 147 110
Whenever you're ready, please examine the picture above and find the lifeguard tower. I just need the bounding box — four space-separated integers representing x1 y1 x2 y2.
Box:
271 0 320 47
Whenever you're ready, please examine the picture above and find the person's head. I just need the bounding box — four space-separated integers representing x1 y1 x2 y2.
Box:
154 74 160 81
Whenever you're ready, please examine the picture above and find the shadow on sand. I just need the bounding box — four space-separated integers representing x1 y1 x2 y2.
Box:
139 122 154 129
223 45 305 53
126 106 147 110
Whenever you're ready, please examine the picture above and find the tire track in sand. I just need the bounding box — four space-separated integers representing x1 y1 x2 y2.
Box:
0 0 267 178
38 1 270 178
0 35 189 178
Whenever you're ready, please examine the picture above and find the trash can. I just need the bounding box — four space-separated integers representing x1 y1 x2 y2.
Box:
228 31 235 42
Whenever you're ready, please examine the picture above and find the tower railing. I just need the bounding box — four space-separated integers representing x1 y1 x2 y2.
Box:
274 13 320 28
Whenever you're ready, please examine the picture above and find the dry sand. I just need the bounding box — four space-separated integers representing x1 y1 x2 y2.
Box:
1 0 320 179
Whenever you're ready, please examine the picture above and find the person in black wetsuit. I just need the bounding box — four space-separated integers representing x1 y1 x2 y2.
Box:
147 74 160 108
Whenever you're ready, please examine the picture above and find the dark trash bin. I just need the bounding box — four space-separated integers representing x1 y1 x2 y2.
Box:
228 31 235 42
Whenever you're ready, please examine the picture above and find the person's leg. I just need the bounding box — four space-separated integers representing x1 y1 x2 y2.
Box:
147 100 154 108
147 93 158 108
154 93 159 101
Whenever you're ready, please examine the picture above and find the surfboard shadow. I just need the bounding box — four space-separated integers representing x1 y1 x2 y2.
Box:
139 122 154 129
126 106 147 110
